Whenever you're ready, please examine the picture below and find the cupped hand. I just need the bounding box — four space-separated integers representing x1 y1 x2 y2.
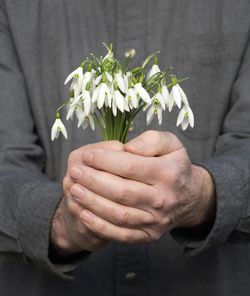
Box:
50 140 124 254
70 130 215 244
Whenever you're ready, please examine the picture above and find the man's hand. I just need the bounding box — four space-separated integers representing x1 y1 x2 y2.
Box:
50 140 124 254
70 131 215 244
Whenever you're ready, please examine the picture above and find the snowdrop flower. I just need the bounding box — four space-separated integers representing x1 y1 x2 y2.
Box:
134 83 151 104
176 104 194 130
64 67 83 97
125 88 139 109
77 111 95 130
92 74 112 109
146 100 163 125
66 94 82 120
147 64 161 80
51 113 68 141
82 69 96 91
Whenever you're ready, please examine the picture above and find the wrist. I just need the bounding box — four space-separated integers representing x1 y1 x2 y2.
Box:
191 164 216 228
50 196 83 255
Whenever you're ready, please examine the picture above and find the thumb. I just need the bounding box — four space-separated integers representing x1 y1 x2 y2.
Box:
124 130 183 157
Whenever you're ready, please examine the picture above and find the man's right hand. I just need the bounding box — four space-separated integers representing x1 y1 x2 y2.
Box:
50 140 124 254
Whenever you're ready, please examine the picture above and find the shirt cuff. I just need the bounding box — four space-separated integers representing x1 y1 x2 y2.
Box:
171 155 248 255
16 179 89 278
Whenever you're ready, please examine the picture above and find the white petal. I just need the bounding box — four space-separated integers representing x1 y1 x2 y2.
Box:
172 85 182 108
147 64 161 79
114 90 125 113
88 115 95 130
77 111 86 128
146 105 155 125
177 84 189 106
59 122 68 139
51 120 58 141
181 118 189 131
97 83 106 109
112 97 117 116
187 106 194 127
83 91 91 115
82 71 92 91
157 106 163 125
92 85 100 103
135 83 151 104
106 72 113 83
64 67 82 85
176 107 186 126
115 73 126 93
95 74 103 85
162 85 170 105
168 91 174 112
156 92 165 110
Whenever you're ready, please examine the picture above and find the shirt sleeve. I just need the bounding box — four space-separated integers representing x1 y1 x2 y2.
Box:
0 0 87 277
171 32 250 255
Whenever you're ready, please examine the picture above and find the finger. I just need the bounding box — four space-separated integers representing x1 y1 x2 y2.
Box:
80 148 160 184
70 165 158 208
80 210 151 244
70 183 156 227
124 130 183 157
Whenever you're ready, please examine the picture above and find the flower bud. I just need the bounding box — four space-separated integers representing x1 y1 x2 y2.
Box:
125 48 136 58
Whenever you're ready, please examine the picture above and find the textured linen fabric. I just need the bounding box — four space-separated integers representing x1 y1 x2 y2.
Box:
0 0 250 295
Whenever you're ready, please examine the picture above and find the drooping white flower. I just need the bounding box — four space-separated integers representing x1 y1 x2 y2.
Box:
147 64 161 80
82 69 96 91
176 104 194 130
92 81 112 109
146 102 163 125
169 83 189 110
170 85 182 109
134 83 151 104
66 94 82 120
125 88 139 109
51 115 68 141
64 67 83 97
77 111 95 130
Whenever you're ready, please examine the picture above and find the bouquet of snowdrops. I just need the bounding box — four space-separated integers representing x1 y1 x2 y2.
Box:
51 43 194 143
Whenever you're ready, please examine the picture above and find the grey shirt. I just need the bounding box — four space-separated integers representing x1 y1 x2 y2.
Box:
1 0 250 295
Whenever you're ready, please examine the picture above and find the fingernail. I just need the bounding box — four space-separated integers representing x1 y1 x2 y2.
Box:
71 185 84 200
80 210 94 221
70 167 82 180
126 139 144 152
82 151 94 163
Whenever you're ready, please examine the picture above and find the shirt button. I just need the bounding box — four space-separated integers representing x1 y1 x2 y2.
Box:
125 272 137 283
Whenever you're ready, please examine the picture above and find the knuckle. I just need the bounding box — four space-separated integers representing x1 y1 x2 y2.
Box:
84 170 95 188
152 194 165 209
94 219 106 236
119 186 131 204
67 198 80 215
150 231 162 242
126 160 137 177
117 209 130 226
122 230 134 243
141 213 157 225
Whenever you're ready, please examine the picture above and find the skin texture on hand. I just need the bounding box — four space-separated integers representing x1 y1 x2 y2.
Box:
68 130 216 245
50 141 124 253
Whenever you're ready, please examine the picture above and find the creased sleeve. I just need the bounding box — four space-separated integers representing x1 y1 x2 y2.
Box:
0 0 86 277
171 32 250 254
